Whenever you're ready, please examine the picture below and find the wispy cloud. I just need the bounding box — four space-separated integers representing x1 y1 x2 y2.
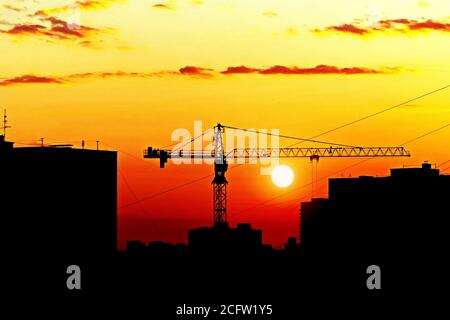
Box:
0 64 398 87
221 66 260 74
262 11 278 17
1 17 100 41
2 4 27 12
67 71 166 79
0 8 110 48
323 23 369 35
151 3 175 11
179 66 214 77
0 72 151 87
221 64 390 75
0 69 192 87
0 75 63 87
0 0 127 48
314 18 450 36
35 0 124 15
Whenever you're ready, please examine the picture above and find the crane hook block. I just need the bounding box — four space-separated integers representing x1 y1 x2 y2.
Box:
159 150 168 168
145 147 168 168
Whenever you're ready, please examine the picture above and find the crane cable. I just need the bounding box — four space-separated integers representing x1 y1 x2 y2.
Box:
169 128 212 152
221 125 358 148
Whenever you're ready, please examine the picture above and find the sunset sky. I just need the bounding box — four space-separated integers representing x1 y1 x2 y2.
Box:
1 0 449 249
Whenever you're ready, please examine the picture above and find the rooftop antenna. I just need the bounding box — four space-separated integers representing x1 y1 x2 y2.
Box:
2 109 11 139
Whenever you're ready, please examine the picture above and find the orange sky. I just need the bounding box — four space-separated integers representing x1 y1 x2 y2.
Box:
1 0 449 249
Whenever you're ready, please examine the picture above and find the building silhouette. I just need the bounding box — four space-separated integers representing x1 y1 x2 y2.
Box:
0 135 117 260
188 223 263 256
126 240 189 257
300 162 450 260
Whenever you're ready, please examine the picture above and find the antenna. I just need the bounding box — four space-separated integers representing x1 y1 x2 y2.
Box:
2 109 11 138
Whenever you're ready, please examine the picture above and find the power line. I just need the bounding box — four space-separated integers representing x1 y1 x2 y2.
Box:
400 124 448 145
118 169 148 216
118 163 247 210
437 160 450 168
119 173 214 210
287 84 449 147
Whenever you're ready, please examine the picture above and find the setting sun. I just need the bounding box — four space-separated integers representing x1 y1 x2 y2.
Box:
271 165 295 188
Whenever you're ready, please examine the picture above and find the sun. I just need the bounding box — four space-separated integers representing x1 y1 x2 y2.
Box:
271 165 294 188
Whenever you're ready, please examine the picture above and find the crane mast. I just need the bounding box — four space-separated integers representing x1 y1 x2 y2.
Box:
144 123 411 226
212 124 228 225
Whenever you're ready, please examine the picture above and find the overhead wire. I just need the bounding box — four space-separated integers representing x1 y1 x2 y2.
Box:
286 84 449 148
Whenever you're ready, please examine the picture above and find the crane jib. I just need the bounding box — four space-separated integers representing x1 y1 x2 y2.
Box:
144 146 411 164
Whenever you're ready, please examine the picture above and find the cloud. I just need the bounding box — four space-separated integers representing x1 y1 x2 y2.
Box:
75 1 114 10
0 1 125 48
2 4 27 12
1 19 99 41
0 64 397 87
0 19 16 26
0 8 105 47
287 27 299 36
0 71 155 87
0 75 63 87
315 18 450 36
324 23 369 35
152 4 175 11
262 11 278 17
36 0 123 15
405 19 450 31
179 66 214 77
1 24 47 36
45 15 98 38
222 64 387 75
418 2 429 7
67 71 153 79
0 68 201 87
221 66 260 74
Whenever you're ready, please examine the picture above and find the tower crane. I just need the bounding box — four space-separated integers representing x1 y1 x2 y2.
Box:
144 123 410 226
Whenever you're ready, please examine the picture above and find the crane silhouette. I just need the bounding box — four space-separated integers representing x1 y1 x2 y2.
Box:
145 123 410 226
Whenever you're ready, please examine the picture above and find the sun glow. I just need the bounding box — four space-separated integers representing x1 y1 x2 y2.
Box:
271 165 294 188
